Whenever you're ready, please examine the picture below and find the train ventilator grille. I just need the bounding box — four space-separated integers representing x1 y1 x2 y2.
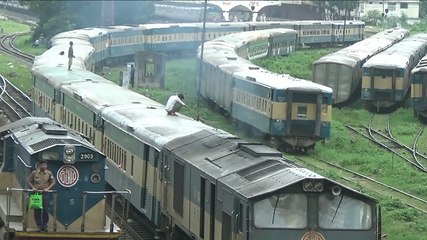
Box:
30 139 81 151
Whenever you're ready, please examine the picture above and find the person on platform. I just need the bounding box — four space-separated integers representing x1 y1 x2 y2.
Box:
27 160 56 232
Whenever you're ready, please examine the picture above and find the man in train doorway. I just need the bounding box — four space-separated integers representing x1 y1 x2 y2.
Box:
27 160 56 232
165 93 189 116
68 41 75 71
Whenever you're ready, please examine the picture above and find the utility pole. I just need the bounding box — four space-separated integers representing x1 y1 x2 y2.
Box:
197 0 207 121
101 0 115 26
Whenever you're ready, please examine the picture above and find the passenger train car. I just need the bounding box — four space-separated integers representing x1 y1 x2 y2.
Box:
77 20 364 71
31 63 381 240
153 1 224 22
361 33 427 110
198 28 332 151
410 53 427 118
32 21 359 151
312 28 409 105
0 117 123 240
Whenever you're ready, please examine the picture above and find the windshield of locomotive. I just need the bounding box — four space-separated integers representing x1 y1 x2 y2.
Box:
318 193 372 229
254 193 307 228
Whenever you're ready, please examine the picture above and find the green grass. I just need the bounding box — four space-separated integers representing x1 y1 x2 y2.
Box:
0 21 34 92
0 19 31 33
7 17 427 238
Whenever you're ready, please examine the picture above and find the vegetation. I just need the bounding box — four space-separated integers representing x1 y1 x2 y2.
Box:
0 20 32 91
7 10 427 240
18 1 154 42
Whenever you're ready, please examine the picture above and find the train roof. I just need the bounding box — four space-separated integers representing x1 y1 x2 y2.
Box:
32 66 113 89
60 80 162 112
233 69 333 93
0 117 100 155
102 104 233 151
32 41 93 70
412 55 427 73
313 27 409 68
164 129 374 200
363 36 427 68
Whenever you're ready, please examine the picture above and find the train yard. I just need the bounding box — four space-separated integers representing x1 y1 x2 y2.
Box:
0 7 426 240
0 32 158 240
293 113 427 214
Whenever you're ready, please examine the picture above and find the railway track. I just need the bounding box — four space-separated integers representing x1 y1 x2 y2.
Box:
346 114 427 173
0 75 32 122
0 32 34 122
293 155 427 214
106 196 159 240
0 32 35 66
0 23 159 240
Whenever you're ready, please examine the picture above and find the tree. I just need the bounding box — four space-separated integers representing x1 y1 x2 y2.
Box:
361 10 383 26
18 1 154 42
328 0 358 20
420 0 427 18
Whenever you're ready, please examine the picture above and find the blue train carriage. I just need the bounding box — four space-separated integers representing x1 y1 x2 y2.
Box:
194 22 249 41
410 54 427 118
236 28 297 60
246 21 296 31
312 28 409 105
0 117 122 240
231 70 333 152
361 33 427 110
153 1 224 22
198 28 297 116
331 20 365 44
160 129 381 240
142 23 200 56
294 20 334 47
88 25 146 67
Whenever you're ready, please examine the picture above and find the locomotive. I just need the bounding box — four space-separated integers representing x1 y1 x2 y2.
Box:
29 19 380 240
30 70 381 240
0 117 124 240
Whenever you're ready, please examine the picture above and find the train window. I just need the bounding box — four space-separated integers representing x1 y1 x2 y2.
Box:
173 161 184 217
297 106 307 119
131 156 134 177
318 194 372 230
124 151 127 171
254 193 307 228
41 151 60 161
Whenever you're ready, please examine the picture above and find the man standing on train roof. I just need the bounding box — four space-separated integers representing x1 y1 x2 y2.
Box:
165 93 189 116
68 41 75 71
27 159 56 232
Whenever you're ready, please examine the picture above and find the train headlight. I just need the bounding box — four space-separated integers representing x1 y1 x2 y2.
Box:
303 180 324 192
63 146 76 164
65 156 75 164
303 180 314 192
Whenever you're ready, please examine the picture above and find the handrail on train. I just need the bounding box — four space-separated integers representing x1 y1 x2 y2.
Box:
81 189 131 233
6 187 58 232
4 188 131 233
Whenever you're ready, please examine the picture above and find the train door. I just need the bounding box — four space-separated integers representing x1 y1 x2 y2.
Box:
93 114 103 149
335 24 341 44
55 90 63 123
232 198 244 240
